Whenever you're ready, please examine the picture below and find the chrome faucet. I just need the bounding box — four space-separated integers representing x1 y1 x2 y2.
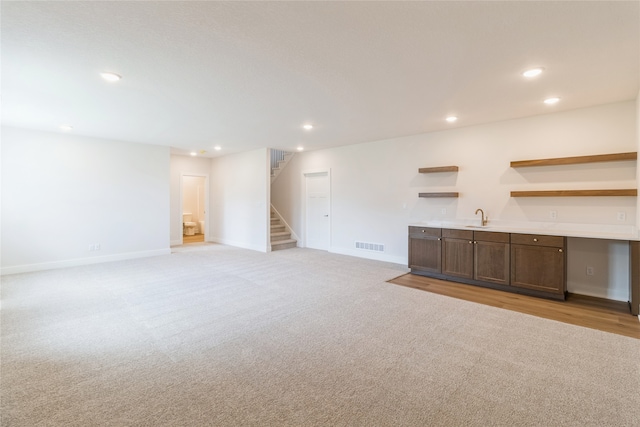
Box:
475 208 488 226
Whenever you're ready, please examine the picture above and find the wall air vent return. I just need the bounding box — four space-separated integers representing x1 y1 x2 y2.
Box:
355 241 385 252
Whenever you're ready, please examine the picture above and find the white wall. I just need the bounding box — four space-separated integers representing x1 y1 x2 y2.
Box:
210 148 270 252
272 101 637 300
1 127 170 274
169 155 211 244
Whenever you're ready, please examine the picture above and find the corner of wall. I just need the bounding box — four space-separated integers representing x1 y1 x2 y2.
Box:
209 148 270 253
2 128 170 272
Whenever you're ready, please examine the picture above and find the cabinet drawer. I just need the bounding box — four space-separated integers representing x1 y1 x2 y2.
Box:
442 228 473 240
409 226 441 238
474 231 509 243
511 233 565 248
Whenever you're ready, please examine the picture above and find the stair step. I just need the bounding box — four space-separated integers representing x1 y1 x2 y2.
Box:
271 224 285 232
270 218 280 224
271 239 297 251
270 231 292 241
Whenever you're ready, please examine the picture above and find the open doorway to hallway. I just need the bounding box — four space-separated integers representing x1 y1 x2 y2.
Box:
182 175 207 244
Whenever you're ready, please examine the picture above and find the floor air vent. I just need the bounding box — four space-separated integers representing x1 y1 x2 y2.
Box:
355 241 385 252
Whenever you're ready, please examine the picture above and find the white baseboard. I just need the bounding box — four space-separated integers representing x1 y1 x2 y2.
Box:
170 239 183 246
569 288 629 302
1 248 171 276
329 246 406 266
210 237 268 253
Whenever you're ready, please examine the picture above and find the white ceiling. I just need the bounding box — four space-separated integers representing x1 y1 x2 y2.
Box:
2 1 638 157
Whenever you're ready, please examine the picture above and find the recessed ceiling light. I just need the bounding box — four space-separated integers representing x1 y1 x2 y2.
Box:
303 124 313 130
59 125 73 131
190 152 197 156
523 68 544 78
544 97 560 105
214 146 222 151
100 72 122 82
445 116 458 123
297 146 304 151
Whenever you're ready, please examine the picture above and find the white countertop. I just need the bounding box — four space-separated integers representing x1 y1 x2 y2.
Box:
408 220 640 241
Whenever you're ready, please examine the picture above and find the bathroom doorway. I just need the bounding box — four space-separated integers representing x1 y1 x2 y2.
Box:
181 174 208 244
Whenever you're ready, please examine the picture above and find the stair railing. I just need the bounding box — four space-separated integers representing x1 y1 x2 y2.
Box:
270 149 291 177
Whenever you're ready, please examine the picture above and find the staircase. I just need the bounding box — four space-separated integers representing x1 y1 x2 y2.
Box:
271 212 297 251
271 149 294 183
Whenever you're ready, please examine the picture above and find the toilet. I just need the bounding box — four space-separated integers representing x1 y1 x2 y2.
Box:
182 213 197 236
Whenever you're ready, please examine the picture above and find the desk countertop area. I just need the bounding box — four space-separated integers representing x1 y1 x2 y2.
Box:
408 221 639 242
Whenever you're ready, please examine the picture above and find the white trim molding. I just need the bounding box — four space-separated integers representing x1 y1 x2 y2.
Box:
1 248 171 276
210 237 268 253
329 246 406 266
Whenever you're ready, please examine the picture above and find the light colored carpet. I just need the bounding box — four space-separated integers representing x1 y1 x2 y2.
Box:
2 244 639 426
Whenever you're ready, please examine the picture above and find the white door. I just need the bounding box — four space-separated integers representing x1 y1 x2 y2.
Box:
305 172 330 250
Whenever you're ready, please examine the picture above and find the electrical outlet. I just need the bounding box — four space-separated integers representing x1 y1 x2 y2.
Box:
586 266 594 276
95 243 100 251
617 212 626 221
549 210 557 219
441 208 447 215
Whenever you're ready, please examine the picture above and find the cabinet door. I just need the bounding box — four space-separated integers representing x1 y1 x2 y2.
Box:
409 236 441 273
474 240 510 285
511 244 565 294
442 238 474 279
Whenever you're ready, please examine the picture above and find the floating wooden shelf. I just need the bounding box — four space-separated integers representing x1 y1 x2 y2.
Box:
419 192 459 198
511 189 638 198
510 152 637 168
510 152 637 198
418 166 459 173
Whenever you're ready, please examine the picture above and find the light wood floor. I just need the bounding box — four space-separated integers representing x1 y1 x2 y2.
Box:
183 234 204 244
389 274 640 339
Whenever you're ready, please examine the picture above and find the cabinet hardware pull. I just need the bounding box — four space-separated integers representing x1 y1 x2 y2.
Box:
533 238 538 242
421 230 425 232
474 241 477 244
469 241 472 244
438 238 441 241
559 249 563 253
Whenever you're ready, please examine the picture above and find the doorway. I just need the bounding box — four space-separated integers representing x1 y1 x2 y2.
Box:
181 175 208 244
303 171 330 250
